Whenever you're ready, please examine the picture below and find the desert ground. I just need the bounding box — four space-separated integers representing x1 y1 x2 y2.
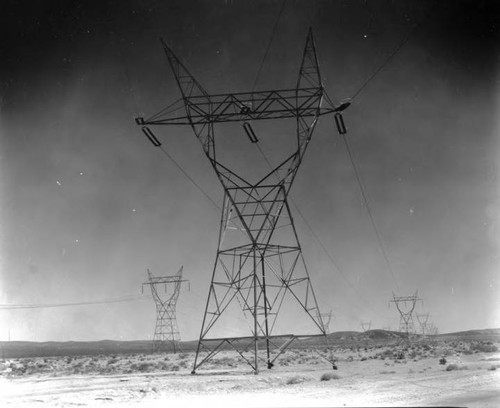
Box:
1 332 499 407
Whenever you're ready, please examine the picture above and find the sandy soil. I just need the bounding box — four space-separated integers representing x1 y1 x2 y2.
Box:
2 348 499 407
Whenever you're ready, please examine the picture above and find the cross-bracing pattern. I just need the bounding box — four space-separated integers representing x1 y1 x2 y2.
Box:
360 320 372 332
416 313 430 335
320 310 334 334
389 292 422 338
142 266 188 353
136 28 350 373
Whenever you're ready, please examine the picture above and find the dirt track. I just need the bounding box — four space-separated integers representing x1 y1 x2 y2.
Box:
2 349 499 407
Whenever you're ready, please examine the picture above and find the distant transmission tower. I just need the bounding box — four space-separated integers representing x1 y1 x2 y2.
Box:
321 310 334 334
389 292 422 338
427 322 438 336
416 313 430 336
142 266 188 353
136 29 350 373
360 320 372 332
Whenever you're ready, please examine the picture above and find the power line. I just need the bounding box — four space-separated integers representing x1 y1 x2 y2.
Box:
339 131 400 292
251 0 288 93
119 36 220 212
157 145 220 211
254 141 391 320
0 295 146 310
350 1 437 101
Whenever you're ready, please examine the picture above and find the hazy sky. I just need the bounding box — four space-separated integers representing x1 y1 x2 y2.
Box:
1 0 499 342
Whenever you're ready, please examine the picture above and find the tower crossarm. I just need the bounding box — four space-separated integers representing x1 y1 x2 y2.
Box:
137 88 348 126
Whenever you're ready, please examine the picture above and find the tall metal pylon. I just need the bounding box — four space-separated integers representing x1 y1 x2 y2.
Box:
416 313 430 335
142 266 188 353
136 28 350 373
389 291 422 338
320 310 334 334
360 320 372 332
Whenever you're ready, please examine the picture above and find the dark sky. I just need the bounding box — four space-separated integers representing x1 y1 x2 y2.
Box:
0 0 499 341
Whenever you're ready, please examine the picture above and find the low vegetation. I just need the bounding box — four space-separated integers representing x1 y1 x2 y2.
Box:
1 336 498 378
320 372 340 381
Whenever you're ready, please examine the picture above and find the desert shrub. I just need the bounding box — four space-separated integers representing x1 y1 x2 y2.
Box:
157 361 169 370
471 342 498 353
488 365 497 371
178 353 188 359
439 357 447 365
446 364 458 371
131 362 154 372
213 356 237 367
286 375 306 385
379 370 396 374
171 364 180 371
360 357 367 361
320 372 340 381
107 357 119 365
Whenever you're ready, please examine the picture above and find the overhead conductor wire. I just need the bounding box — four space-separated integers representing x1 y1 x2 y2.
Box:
333 3 438 291
251 0 288 93
249 2 392 320
120 38 220 211
350 1 437 101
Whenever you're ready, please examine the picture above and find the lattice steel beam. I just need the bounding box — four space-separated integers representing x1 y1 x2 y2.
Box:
136 28 348 373
142 266 188 353
389 291 422 339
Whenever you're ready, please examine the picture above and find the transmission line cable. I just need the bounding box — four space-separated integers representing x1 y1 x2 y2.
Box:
119 40 220 212
157 146 220 211
251 0 288 93
0 295 146 310
254 141 389 319
340 132 400 292
350 1 437 101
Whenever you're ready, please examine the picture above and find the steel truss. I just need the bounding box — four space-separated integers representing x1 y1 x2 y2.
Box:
142 266 188 352
136 28 349 373
320 310 334 334
416 313 430 336
360 320 372 332
389 291 422 339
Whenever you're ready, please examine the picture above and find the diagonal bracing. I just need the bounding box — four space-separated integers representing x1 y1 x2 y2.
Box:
389 291 422 339
142 266 188 353
136 28 350 373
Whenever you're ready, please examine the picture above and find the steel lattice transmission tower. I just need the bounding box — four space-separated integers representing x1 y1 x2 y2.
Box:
136 29 350 374
360 320 372 332
142 266 188 353
416 313 430 336
389 292 422 338
320 310 334 334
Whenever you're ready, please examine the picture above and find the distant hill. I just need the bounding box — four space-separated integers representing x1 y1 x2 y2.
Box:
1 328 498 359
0 340 155 359
435 328 500 339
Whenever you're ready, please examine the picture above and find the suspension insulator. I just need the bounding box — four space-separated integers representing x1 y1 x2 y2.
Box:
334 112 347 135
135 117 145 125
141 126 162 147
243 122 259 143
335 101 351 112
